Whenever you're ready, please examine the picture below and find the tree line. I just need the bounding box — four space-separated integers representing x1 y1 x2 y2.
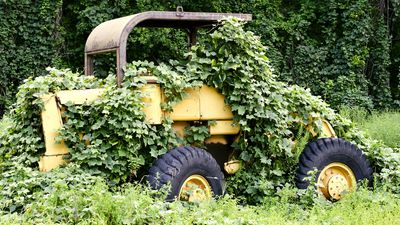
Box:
0 0 399 116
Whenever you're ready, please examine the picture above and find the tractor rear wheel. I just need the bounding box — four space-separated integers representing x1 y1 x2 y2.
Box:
147 146 224 201
296 138 373 200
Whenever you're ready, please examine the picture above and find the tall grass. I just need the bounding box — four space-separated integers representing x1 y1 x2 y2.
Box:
339 106 370 124
1 183 399 225
359 111 400 148
340 107 400 148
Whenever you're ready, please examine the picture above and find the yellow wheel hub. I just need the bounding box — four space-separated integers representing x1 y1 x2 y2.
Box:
179 175 212 202
317 162 356 200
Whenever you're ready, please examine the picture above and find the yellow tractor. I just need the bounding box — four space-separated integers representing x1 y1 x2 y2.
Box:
38 9 372 201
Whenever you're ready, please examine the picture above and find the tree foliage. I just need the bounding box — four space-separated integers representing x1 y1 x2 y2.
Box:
0 0 63 115
1 0 400 114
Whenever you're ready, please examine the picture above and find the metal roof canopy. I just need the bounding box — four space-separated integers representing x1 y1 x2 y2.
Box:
84 10 252 86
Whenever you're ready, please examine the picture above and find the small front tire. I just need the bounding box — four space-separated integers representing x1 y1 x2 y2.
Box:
296 138 373 200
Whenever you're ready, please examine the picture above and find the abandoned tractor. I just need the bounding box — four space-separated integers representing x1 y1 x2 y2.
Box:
38 10 372 201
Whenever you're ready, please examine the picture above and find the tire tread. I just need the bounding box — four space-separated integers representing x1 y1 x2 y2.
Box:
296 138 373 189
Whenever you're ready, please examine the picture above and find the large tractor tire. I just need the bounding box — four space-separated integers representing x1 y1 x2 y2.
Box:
296 138 373 200
147 146 224 201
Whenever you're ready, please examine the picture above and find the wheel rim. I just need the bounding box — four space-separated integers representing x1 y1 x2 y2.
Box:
317 162 356 200
179 175 212 201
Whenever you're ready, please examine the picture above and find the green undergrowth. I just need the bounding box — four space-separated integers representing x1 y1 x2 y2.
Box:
359 111 400 148
0 179 399 225
1 17 400 212
339 106 400 148
0 164 100 214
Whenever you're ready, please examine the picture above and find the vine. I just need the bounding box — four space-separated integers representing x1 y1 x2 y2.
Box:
0 0 64 115
1 19 399 206
1 0 400 117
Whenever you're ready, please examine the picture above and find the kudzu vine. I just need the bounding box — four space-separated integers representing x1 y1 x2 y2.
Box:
2 0 400 116
1 18 399 205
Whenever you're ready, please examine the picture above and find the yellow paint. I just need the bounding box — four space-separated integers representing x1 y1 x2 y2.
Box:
167 88 201 121
40 90 106 172
140 84 162 124
39 94 69 172
205 135 228 144
209 120 240 135
57 84 164 125
306 119 336 138
199 86 233 120
305 124 317 137
39 155 67 172
321 120 336 137
56 89 104 105
164 85 236 128
317 162 356 200
179 174 212 201
165 85 234 121
172 121 189 137
224 160 241 174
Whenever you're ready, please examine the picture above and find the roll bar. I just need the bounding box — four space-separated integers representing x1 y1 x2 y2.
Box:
84 8 252 86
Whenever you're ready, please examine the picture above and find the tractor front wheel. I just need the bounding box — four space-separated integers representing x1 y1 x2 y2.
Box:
296 138 373 200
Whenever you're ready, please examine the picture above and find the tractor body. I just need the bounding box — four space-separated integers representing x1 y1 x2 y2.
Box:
36 9 364 202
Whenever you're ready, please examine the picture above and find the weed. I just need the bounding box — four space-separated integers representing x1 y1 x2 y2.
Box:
359 111 400 148
339 107 400 148
1 184 399 224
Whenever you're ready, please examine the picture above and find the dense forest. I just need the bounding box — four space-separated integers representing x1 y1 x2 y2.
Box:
0 0 399 115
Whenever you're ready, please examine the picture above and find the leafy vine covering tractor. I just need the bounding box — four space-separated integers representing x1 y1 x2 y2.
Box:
38 9 372 201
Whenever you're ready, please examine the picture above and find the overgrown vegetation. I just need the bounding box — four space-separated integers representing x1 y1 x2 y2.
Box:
1 0 399 224
0 0 64 115
0 68 102 168
1 0 399 116
1 19 399 214
1 182 400 224
360 112 400 148
0 164 100 214
340 107 400 148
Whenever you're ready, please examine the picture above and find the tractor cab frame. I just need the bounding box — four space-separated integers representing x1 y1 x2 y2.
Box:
84 8 252 85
